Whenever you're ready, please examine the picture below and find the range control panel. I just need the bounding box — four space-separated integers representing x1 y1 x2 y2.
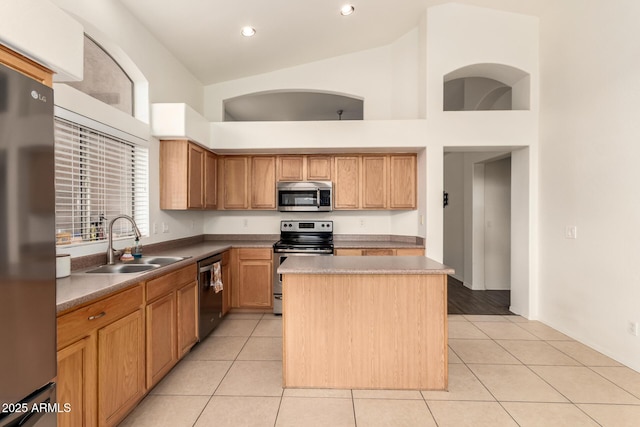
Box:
280 220 333 232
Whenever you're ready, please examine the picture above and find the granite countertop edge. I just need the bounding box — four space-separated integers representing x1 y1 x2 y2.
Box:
278 256 454 276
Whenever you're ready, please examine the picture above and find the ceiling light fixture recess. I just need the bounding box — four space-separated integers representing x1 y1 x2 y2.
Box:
340 5 355 16
241 26 256 37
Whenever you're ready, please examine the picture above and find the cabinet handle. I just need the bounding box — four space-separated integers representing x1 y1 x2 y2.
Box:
88 312 106 321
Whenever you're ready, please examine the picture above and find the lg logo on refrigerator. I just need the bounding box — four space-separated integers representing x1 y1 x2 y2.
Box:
31 90 47 103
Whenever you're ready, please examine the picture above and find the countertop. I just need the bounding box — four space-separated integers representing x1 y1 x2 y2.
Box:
57 236 426 313
277 256 453 275
56 240 273 313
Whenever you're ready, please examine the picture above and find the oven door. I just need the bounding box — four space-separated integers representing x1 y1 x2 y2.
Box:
273 252 333 315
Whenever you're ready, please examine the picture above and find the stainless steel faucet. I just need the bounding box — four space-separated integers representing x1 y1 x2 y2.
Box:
106 214 142 265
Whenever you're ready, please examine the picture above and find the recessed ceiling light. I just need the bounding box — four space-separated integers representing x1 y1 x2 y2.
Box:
241 26 256 37
340 5 355 16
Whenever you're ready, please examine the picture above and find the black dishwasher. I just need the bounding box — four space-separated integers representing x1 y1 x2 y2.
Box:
198 253 224 339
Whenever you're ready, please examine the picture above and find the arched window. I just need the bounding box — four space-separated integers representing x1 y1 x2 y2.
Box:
67 35 134 116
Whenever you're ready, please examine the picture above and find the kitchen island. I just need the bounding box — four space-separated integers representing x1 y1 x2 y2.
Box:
278 256 454 391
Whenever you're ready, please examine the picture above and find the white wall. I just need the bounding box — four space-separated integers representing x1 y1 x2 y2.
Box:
0 0 83 81
52 0 204 114
538 0 640 371
484 156 511 290
203 29 421 122
444 152 465 280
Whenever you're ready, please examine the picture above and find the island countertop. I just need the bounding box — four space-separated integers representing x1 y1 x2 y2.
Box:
277 255 454 275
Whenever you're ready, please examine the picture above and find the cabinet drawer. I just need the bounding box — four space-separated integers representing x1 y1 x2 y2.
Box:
362 248 396 256
57 285 143 349
146 264 197 302
238 248 272 260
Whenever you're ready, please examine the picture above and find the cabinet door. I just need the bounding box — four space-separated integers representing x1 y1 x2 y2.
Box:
334 156 360 209
251 156 276 209
146 293 177 389
238 253 273 308
389 155 417 209
159 140 189 210
177 281 199 358
362 156 388 209
187 143 204 209
306 156 332 181
277 156 304 181
362 248 396 256
98 309 145 427
221 251 231 315
57 335 97 427
395 248 424 256
334 249 363 256
222 156 249 209
204 151 217 209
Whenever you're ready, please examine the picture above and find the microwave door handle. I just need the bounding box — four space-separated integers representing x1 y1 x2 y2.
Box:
317 188 321 208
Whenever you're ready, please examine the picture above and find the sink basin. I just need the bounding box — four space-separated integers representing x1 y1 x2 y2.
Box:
131 256 190 265
87 263 161 274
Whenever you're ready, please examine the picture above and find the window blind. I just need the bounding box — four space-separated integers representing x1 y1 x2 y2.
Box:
54 116 149 245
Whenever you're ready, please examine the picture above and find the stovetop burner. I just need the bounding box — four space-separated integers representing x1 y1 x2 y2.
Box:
273 220 334 254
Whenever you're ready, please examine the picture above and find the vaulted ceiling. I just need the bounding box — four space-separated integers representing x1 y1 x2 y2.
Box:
117 0 543 85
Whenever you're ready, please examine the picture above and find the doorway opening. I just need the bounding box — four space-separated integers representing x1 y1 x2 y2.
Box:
444 150 515 315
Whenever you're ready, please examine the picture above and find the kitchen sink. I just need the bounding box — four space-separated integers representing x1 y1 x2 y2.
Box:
87 263 161 274
130 256 190 265
85 256 190 274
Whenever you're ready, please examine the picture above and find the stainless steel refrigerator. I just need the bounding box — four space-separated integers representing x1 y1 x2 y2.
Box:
0 63 57 426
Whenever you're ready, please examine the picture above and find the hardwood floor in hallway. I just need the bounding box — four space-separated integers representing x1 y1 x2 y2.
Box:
447 276 513 315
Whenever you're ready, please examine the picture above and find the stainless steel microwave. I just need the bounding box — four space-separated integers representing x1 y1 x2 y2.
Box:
277 181 332 212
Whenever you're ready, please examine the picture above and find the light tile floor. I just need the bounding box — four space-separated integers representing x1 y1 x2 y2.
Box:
120 313 640 427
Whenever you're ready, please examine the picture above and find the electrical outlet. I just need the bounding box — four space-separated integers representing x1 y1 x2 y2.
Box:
628 321 639 337
565 226 577 239
162 222 169 233
243 219 249 228
359 219 365 228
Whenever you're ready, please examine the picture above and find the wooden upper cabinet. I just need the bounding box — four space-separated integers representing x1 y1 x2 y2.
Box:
160 139 217 210
334 156 360 209
277 156 304 181
251 156 276 209
276 155 332 181
389 155 417 209
362 156 388 209
187 144 204 209
221 156 250 209
0 44 53 87
204 150 217 209
306 156 332 181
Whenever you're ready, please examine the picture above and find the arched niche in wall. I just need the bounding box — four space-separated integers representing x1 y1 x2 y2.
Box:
223 90 364 121
443 63 530 111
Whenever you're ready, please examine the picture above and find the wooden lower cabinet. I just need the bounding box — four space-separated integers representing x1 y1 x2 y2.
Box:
145 264 198 388
335 247 425 256
57 336 96 427
221 250 232 315
231 248 273 309
98 309 145 427
57 284 145 427
177 280 199 358
146 293 177 388
57 264 200 427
